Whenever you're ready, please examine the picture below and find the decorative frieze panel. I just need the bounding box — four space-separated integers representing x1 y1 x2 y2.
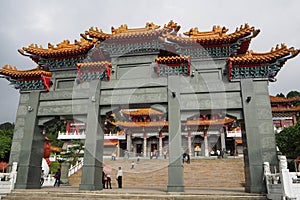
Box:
228 64 281 81
77 62 112 82
39 56 86 70
178 46 231 59
155 56 190 77
11 79 46 91
157 64 189 77
102 41 163 56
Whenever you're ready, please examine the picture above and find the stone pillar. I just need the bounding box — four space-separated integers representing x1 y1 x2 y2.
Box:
159 133 163 157
220 127 226 152
143 135 147 158
203 130 209 157
187 132 192 157
117 142 120 158
280 119 285 129
167 76 184 192
126 132 132 152
79 80 103 190
14 91 44 189
293 115 297 125
240 79 277 193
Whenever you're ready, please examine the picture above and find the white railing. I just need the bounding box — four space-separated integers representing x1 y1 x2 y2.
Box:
68 159 84 177
264 156 300 200
42 174 55 187
57 130 86 140
0 162 17 195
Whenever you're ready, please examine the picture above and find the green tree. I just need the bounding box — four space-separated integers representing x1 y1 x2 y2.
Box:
286 90 300 98
0 123 14 162
60 140 84 166
45 120 65 148
276 120 300 159
276 93 285 98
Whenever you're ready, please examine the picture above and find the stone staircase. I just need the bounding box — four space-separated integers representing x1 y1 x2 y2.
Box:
70 157 246 188
2 157 267 199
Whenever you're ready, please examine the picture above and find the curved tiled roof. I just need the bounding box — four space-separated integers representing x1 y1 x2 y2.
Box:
115 121 168 128
114 118 234 128
0 65 52 78
183 118 234 126
163 23 259 46
155 55 190 64
270 95 300 103
83 20 181 41
229 44 300 64
19 38 98 58
121 108 165 116
272 106 300 112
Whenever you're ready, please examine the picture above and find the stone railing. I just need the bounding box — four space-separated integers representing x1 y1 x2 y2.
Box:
0 162 17 195
57 130 86 140
42 174 55 187
68 159 84 177
264 156 300 200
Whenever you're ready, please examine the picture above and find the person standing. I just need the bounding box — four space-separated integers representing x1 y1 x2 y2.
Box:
53 168 61 187
106 174 112 189
116 167 123 188
131 161 135 169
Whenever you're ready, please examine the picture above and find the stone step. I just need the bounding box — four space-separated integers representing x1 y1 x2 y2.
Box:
3 188 267 200
69 157 245 188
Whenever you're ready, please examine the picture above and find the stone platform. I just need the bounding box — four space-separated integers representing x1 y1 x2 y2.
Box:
2 186 267 200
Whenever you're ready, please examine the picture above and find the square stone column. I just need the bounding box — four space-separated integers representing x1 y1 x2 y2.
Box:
79 80 103 190
14 91 44 189
240 79 277 193
167 76 184 192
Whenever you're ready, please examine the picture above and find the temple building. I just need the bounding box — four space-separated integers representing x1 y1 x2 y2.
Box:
270 95 300 133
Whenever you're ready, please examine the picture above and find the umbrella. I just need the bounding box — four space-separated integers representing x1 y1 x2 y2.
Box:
103 166 112 174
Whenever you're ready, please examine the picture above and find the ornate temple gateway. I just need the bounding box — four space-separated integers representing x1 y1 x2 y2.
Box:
1 21 299 193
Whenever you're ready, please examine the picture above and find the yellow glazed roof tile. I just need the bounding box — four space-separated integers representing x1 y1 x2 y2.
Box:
0 65 52 78
19 38 97 57
229 44 300 64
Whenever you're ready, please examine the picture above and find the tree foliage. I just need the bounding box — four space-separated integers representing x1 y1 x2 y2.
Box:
286 90 300 98
276 93 285 98
60 140 84 166
45 120 65 148
0 122 14 162
276 120 300 159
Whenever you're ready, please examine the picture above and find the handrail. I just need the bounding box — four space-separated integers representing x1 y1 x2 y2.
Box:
68 159 84 177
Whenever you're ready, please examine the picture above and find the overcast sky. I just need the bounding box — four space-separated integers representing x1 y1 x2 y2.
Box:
0 0 299 123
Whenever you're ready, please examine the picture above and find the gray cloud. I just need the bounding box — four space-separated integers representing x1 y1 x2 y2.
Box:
1 0 299 123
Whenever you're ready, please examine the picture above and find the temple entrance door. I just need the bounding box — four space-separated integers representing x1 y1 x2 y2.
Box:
136 144 142 155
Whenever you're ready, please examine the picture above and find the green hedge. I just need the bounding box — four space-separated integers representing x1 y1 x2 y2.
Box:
50 161 61 174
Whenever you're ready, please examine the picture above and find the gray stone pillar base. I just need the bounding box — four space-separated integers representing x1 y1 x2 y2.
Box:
167 164 184 192
15 165 41 189
79 184 103 191
167 186 185 193
79 165 103 191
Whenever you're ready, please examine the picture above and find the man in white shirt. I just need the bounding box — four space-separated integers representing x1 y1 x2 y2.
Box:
117 167 123 188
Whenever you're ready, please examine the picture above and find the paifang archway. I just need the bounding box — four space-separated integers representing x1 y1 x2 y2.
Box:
1 21 299 193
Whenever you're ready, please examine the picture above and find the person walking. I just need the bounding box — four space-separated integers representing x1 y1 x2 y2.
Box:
116 167 123 188
131 161 135 169
53 168 61 187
